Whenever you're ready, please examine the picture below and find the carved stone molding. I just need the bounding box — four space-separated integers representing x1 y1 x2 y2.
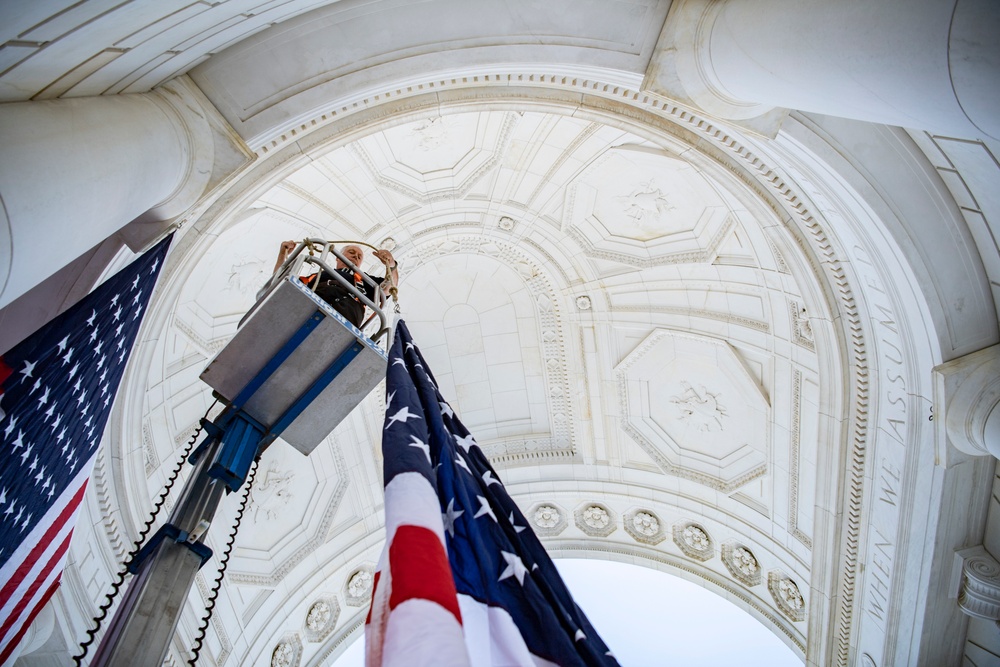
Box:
789 300 815 351
722 541 762 587
934 344 1000 458
616 329 768 492
178 69 874 664
956 546 1000 620
303 595 340 643
405 234 575 463
574 503 617 537
530 502 568 537
345 565 376 607
672 521 714 562
623 509 666 545
270 634 303 667
768 571 806 622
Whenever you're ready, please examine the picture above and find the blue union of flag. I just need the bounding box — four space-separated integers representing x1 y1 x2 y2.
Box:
0 235 171 663
366 319 618 666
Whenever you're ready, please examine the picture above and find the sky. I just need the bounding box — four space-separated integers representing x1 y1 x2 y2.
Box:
334 558 803 666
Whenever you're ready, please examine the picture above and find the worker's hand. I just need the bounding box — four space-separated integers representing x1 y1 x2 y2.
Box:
279 240 298 256
372 248 397 269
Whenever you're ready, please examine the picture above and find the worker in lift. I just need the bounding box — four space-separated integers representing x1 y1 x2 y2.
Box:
273 241 399 328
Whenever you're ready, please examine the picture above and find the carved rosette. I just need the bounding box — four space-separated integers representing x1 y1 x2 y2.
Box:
623 509 665 545
672 521 714 561
574 503 617 537
345 566 376 607
768 571 806 622
529 502 567 536
957 546 1000 620
498 216 516 231
303 595 340 643
721 541 761 587
270 634 303 667
575 295 592 311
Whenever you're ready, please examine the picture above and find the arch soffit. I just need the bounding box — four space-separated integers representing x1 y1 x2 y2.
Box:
101 73 942 665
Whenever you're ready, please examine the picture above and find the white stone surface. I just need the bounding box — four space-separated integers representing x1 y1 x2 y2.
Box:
4 4 1000 667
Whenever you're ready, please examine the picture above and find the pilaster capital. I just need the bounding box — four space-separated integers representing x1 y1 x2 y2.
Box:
934 344 1000 458
956 545 1000 620
139 76 217 223
643 0 787 137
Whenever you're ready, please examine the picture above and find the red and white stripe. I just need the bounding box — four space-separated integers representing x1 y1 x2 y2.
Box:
0 462 92 666
366 471 470 667
0 356 11 422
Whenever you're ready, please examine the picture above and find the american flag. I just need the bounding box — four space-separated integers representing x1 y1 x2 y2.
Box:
366 320 618 667
0 235 171 664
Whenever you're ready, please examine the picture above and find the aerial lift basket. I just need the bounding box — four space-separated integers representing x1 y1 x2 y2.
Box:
199 275 389 455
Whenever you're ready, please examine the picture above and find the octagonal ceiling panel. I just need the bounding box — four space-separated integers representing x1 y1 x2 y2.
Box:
351 112 518 203
223 434 348 584
617 329 769 492
564 145 733 265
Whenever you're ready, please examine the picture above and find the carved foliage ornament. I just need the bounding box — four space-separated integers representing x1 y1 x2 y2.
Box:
303 596 340 643
575 503 616 537
345 567 375 607
530 503 567 536
249 463 295 523
271 634 303 667
624 509 665 545
722 541 761 587
672 521 714 561
768 571 806 622
670 381 727 432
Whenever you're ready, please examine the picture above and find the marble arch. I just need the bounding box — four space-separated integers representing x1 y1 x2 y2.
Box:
94 83 920 666
1 3 998 667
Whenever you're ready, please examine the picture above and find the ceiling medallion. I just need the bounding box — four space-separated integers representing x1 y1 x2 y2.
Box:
670 381 728 432
672 521 714 561
303 596 340 643
530 502 568 536
768 571 806 622
721 541 761 587
270 634 303 667
624 509 665 545
575 502 617 537
345 566 376 607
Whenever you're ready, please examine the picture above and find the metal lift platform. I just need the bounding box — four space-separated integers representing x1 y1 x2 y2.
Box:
199 275 389 454
90 240 393 667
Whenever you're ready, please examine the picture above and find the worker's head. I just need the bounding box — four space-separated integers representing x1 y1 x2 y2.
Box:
336 244 364 269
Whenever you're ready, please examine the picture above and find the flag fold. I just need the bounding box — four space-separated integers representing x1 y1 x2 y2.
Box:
366 320 618 667
0 235 172 664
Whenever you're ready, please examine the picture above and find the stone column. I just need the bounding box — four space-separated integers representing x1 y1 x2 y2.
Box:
0 78 216 309
645 0 999 140
934 344 1000 459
